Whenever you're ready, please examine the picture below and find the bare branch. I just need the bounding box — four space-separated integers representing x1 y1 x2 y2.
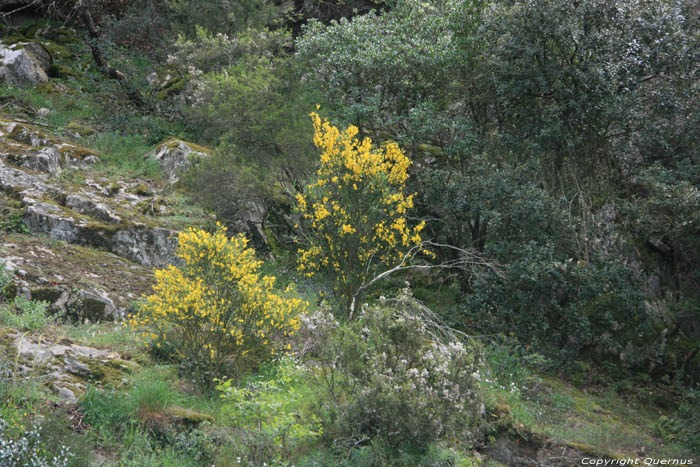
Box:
348 241 503 319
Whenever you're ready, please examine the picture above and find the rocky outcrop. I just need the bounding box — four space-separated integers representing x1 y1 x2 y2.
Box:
0 119 99 171
147 138 210 184
0 41 49 85
0 237 154 322
1 330 139 405
0 118 212 268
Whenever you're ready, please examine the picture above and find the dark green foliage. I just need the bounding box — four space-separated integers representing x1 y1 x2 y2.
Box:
102 0 173 60
296 0 456 139
166 0 278 37
654 387 700 452
482 0 698 188
464 246 654 368
296 0 698 378
173 26 315 230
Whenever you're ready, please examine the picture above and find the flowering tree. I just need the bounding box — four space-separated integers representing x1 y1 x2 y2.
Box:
296 112 425 318
130 225 306 385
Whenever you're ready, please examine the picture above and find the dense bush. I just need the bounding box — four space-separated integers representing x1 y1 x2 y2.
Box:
0 296 53 332
216 357 322 464
307 290 483 452
166 0 278 37
129 226 307 387
170 26 315 231
463 245 656 368
296 113 426 317
102 0 173 59
296 0 457 141
0 418 73 467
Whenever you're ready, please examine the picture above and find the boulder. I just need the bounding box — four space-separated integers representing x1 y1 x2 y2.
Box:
1 237 154 321
0 42 48 86
20 42 52 71
148 138 210 184
5 331 138 405
65 121 96 138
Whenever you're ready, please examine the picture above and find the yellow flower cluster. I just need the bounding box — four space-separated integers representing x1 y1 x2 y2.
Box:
130 225 306 380
297 112 425 314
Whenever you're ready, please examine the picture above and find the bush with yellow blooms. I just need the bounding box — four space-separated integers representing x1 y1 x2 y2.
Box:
130 225 306 387
296 112 425 317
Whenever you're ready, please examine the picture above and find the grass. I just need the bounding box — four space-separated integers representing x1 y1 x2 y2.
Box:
58 321 144 356
0 296 53 331
482 364 698 460
88 132 163 179
81 365 222 463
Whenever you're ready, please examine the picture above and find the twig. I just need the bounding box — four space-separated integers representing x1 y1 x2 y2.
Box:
348 240 502 319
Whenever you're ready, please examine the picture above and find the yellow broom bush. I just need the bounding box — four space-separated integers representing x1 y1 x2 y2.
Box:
130 225 306 385
296 111 425 317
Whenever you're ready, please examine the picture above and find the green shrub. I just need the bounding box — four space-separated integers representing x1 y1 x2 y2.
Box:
0 296 52 331
171 26 315 231
216 356 322 464
463 243 654 368
309 290 483 452
653 387 700 452
0 262 12 297
102 0 173 60
483 335 546 395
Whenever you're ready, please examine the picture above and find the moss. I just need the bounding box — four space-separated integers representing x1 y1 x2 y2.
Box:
159 137 211 155
48 64 79 80
29 287 63 303
64 121 96 138
37 40 71 60
6 122 46 145
156 77 183 100
3 281 18 299
79 297 109 322
563 441 626 460
0 136 32 157
37 82 64 96
22 23 45 39
78 356 138 386
417 143 443 156
135 198 165 216
165 406 214 425
108 183 121 196
129 183 153 196
1 35 27 46
56 143 98 161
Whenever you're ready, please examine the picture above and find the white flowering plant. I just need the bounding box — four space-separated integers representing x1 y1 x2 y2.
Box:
0 418 73 467
308 289 484 451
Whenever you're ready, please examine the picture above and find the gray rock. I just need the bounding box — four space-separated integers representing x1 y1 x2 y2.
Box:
64 358 91 377
74 288 123 321
4 121 51 147
0 42 49 86
20 42 52 71
65 194 121 224
10 147 62 173
148 138 210 183
2 331 137 406
113 226 179 267
54 384 79 405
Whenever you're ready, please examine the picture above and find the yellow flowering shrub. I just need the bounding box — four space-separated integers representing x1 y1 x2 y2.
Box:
296 112 425 317
130 225 306 385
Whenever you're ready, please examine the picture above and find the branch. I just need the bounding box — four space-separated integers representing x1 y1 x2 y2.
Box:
0 0 41 20
348 241 503 319
79 9 147 108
